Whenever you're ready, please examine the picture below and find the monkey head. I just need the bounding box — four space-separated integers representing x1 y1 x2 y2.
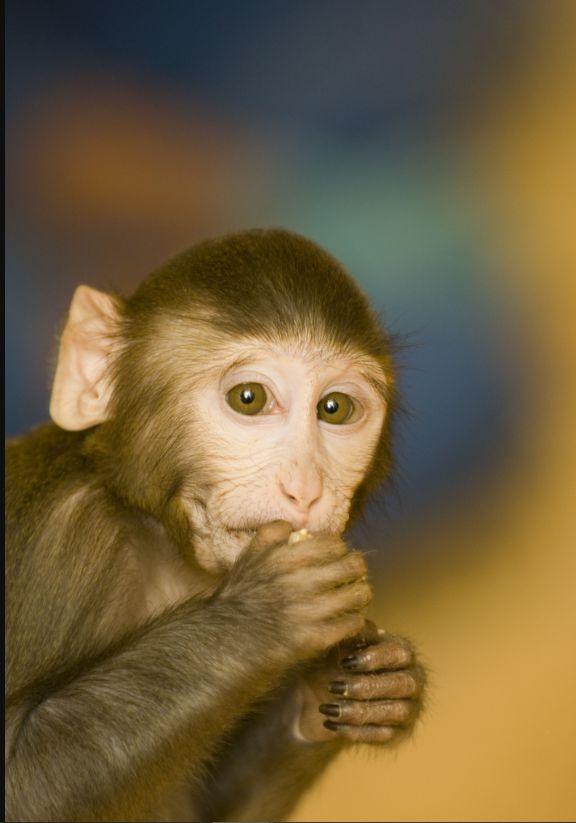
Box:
49 229 398 574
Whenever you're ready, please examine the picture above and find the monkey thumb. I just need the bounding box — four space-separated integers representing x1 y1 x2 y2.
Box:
249 520 294 551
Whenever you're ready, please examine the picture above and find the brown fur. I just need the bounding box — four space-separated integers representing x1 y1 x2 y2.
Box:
6 229 400 821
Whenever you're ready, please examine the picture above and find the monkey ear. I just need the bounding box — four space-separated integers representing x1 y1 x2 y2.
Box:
50 285 119 431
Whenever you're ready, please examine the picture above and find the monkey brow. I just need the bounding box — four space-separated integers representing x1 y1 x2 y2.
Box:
222 354 260 374
219 349 390 403
361 372 390 403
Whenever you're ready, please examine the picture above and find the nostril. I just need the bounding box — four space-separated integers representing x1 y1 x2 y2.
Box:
279 479 321 512
280 481 297 504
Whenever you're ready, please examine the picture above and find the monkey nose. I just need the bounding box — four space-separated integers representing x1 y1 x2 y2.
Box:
278 477 322 522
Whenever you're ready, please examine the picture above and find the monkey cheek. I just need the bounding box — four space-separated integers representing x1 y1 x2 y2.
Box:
191 540 225 574
192 530 251 574
192 535 232 574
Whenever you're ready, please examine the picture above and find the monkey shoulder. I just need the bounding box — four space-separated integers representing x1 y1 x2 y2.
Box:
5 425 146 685
6 423 90 518
6 424 120 561
6 426 207 684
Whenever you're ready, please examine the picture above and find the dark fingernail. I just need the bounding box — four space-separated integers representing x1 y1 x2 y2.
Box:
329 681 347 696
353 639 370 650
323 720 341 732
341 655 362 670
319 703 341 718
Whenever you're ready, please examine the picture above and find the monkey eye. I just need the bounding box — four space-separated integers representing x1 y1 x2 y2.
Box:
226 382 270 416
317 392 359 425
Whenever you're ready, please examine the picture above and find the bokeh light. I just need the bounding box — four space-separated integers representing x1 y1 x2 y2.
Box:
6 2 576 820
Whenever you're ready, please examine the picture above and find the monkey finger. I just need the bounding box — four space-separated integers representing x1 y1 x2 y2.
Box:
319 698 414 726
328 668 423 700
301 551 367 591
304 579 372 621
249 520 294 551
274 534 350 574
343 618 381 650
303 612 367 655
340 634 414 672
323 722 397 744
338 618 380 659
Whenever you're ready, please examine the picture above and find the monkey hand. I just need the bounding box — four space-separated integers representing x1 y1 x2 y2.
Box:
294 619 426 745
221 520 372 664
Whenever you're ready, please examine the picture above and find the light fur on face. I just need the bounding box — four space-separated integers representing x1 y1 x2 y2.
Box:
171 335 387 573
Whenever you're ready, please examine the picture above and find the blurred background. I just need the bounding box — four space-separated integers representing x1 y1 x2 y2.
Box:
5 1 576 820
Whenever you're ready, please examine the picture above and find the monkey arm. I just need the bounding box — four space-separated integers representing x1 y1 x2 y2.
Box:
6 590 295 822
6 429 371 822
5 476 292 822
194 676 344 822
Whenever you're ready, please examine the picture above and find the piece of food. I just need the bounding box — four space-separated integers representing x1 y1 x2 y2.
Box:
288 528 311 545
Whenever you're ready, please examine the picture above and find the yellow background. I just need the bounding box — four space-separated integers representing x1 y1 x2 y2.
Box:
292 11 576 820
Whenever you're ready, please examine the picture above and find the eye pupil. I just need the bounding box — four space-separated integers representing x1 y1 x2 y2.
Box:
317 391 359 425
226 382 268 416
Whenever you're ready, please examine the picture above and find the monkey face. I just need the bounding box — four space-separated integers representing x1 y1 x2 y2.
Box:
49 231 396 575
178 340 387 573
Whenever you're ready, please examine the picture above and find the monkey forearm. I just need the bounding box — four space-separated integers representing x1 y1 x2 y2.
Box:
195 680 344 822
6 595 289 822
